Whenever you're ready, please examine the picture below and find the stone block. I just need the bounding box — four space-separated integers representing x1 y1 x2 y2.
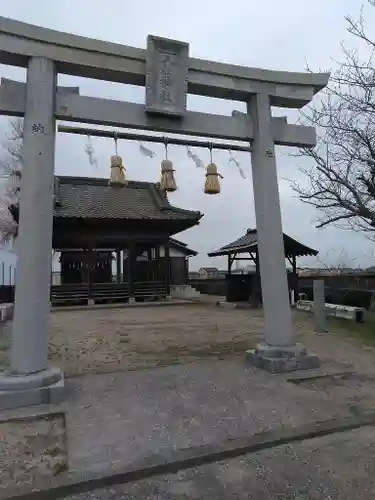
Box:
0 367 64 410
246 343 320 373
145 35 189 117
0 303 14 322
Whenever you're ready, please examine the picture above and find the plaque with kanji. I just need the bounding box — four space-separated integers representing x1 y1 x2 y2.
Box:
145 35 189 118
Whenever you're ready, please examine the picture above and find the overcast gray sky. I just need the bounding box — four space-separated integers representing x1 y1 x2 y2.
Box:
0 0 374 271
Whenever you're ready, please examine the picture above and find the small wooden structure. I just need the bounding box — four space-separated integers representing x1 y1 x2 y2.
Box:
10 175 201 305
168 239 198 285
208 228 318 305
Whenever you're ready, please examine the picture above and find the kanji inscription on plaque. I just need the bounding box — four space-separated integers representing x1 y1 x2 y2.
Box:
145 35 189 117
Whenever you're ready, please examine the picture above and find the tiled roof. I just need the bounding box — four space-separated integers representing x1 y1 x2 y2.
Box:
169 238 198 256
53 176 202 221
208 228 318 258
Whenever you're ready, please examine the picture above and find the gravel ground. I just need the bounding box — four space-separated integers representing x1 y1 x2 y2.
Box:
0 304 262 376
0 414 67 491
1 303 375 492
0 303 374 378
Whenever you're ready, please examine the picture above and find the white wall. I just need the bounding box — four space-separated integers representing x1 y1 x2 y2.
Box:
160 246 186 258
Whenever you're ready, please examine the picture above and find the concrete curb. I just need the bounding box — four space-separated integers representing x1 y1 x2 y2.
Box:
215 301 298 310
216 301 237 309
287 371 356 385
3 410 375 500
215 301 262 310
0 403 66 424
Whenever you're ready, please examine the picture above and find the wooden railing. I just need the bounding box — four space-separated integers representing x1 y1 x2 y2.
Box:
134 281 166 300
50 281 167 306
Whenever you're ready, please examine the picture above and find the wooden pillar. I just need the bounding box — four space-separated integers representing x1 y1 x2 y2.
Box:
292 254 297 305
50 262 53 305
60 252 66 285
250 249 262 308
128 243 135 303
116 248 121 284
164 241 171 299
228 254 232 275
87 245 94 305
49 249 55 304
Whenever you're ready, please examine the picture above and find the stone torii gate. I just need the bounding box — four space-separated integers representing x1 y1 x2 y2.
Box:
0 17 328 408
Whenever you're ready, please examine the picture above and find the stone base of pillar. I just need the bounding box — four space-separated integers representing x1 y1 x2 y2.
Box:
128 297 135 305
166 295 172 301
246 342 320 373
87 299 95 306
0 367 64 410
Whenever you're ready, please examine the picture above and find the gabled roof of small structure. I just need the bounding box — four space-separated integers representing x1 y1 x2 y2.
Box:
52 176 202 222
169 238 198 256
207 228 318 258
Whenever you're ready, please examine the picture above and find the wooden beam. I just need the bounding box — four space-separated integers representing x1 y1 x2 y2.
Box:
0 16 329 107
231 257 254 261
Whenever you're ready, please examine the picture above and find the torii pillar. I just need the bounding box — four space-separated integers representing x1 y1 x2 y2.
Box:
0 58 64 409
246 92 319 372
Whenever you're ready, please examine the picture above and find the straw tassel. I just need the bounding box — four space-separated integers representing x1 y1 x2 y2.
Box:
204 162 223 194
109 155 127 188
160 138 177 192
160 159 177 192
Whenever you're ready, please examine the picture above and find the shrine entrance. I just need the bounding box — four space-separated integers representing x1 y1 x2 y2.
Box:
60 251 113 285
0 16 329 407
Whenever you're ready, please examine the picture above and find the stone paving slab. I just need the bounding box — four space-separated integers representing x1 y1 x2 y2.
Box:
64 359 353 475
63 425 375 499
3 411 375 500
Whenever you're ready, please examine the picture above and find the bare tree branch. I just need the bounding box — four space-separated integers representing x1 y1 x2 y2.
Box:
0 118 24 248
291 1 375 235
314 248 361 273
